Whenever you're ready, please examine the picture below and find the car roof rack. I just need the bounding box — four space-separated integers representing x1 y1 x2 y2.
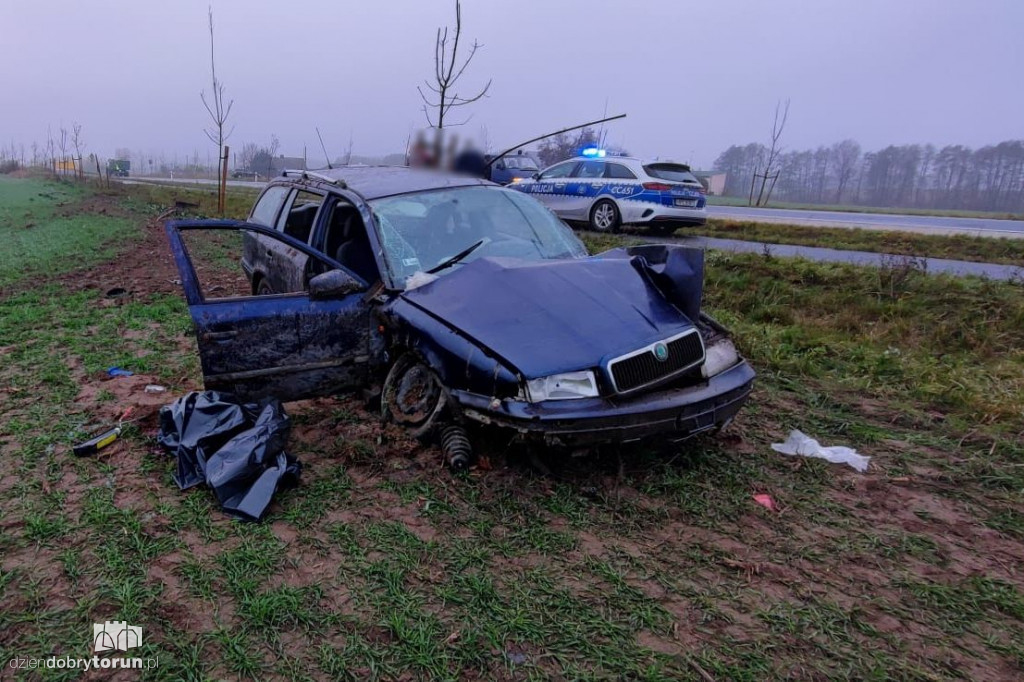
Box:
281 169 347 189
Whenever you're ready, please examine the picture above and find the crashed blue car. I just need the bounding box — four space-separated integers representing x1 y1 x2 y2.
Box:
165 167 754 467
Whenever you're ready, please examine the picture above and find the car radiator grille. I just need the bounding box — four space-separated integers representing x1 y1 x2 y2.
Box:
609 331 705 393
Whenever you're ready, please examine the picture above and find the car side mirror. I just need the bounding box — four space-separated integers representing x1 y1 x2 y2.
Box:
309 269 363 299
531 172 540 180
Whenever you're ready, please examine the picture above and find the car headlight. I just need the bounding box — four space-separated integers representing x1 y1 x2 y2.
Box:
702 338 739 378
523 371 599 402
510 177 524 184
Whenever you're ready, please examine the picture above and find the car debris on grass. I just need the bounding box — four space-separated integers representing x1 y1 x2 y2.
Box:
158 391 302 521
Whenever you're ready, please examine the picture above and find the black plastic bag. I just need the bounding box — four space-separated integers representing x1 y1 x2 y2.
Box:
158 391 301 521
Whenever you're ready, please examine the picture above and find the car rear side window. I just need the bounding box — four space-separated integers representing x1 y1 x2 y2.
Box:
605 163 637 179
249 186 289 227
277 190 324 244
644 163 699 184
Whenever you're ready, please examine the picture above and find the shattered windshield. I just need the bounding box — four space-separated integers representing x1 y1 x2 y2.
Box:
370 185 587 289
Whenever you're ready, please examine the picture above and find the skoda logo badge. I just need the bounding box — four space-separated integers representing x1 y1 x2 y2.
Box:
653 343 669 362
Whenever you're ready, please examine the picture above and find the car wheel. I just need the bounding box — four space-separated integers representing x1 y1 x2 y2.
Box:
382 353 447 439
589 200 621 233
256 278 274 296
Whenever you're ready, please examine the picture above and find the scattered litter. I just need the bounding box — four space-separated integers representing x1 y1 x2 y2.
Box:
106 367 134 377
504 651 528 666
157 391 301 521
771 429 870 472
752 493 777 512
144 384 167 393
73 408 133 457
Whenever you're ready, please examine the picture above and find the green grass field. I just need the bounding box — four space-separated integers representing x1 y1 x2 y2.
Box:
1 178 1022 679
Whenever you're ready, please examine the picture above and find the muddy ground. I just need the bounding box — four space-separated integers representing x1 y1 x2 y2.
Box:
1 181 1022 680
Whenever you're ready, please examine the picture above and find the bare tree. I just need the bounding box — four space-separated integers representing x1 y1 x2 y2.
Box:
45 126 57 171
237 142 259 171
753 99 790 206
200 6 234 210
57 126 70 177
71 122 85 180
418 0 492 155
831 139 861 203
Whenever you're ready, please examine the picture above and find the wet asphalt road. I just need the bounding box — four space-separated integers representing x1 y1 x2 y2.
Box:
707 205 1024 237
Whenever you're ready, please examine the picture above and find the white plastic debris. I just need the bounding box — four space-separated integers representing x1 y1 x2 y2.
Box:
144 385 167 394
771 430 870 472
405 271 439 290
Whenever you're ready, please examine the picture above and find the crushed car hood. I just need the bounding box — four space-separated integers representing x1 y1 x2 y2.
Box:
399 254 699 379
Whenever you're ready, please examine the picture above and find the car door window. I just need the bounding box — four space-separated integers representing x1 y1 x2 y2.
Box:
278 190 323 244
179 222 356 302
180 228 252 298
539 161 578 179
606 163 637 179
249 186 290 227
573 161 605 179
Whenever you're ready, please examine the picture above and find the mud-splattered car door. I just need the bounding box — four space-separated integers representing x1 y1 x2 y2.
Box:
166 220 375 403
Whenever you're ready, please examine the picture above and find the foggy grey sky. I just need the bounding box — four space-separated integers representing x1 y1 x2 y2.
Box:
3 0 1022 168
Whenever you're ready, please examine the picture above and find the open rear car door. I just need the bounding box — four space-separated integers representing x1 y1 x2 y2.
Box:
165 219 373 403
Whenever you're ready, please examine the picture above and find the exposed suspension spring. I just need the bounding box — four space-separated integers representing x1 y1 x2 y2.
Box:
440 425 473 471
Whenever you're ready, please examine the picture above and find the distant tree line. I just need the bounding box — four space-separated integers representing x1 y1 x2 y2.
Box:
536 127 628 167
713 139 1024 212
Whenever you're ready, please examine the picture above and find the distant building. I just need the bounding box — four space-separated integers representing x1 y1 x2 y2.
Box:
246 153 307 177
269 155 307 174
693 171 727 196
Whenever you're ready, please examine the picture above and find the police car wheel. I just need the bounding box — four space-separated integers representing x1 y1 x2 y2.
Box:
590 200 620 233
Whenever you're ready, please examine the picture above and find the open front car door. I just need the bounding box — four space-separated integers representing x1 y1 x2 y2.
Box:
165 219 374 403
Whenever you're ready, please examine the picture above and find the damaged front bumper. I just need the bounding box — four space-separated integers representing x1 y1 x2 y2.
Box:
452 360 755 446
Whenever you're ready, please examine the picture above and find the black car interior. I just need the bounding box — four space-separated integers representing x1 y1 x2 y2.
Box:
281 202 319 243
324 201 377 283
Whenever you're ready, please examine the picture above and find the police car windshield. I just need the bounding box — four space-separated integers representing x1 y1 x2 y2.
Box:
370 186 587 289
644 164 700 184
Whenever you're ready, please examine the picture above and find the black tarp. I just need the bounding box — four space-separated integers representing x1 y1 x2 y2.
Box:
157 391 301 521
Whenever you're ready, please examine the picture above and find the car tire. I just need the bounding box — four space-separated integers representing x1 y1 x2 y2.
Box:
382 353 447 439
589 200 621 233
256 278 274 296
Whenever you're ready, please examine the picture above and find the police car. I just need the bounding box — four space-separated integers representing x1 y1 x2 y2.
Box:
512 152 707 234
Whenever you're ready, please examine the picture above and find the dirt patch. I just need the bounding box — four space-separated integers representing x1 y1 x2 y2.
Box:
75 372 177 426
60 207 182 301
